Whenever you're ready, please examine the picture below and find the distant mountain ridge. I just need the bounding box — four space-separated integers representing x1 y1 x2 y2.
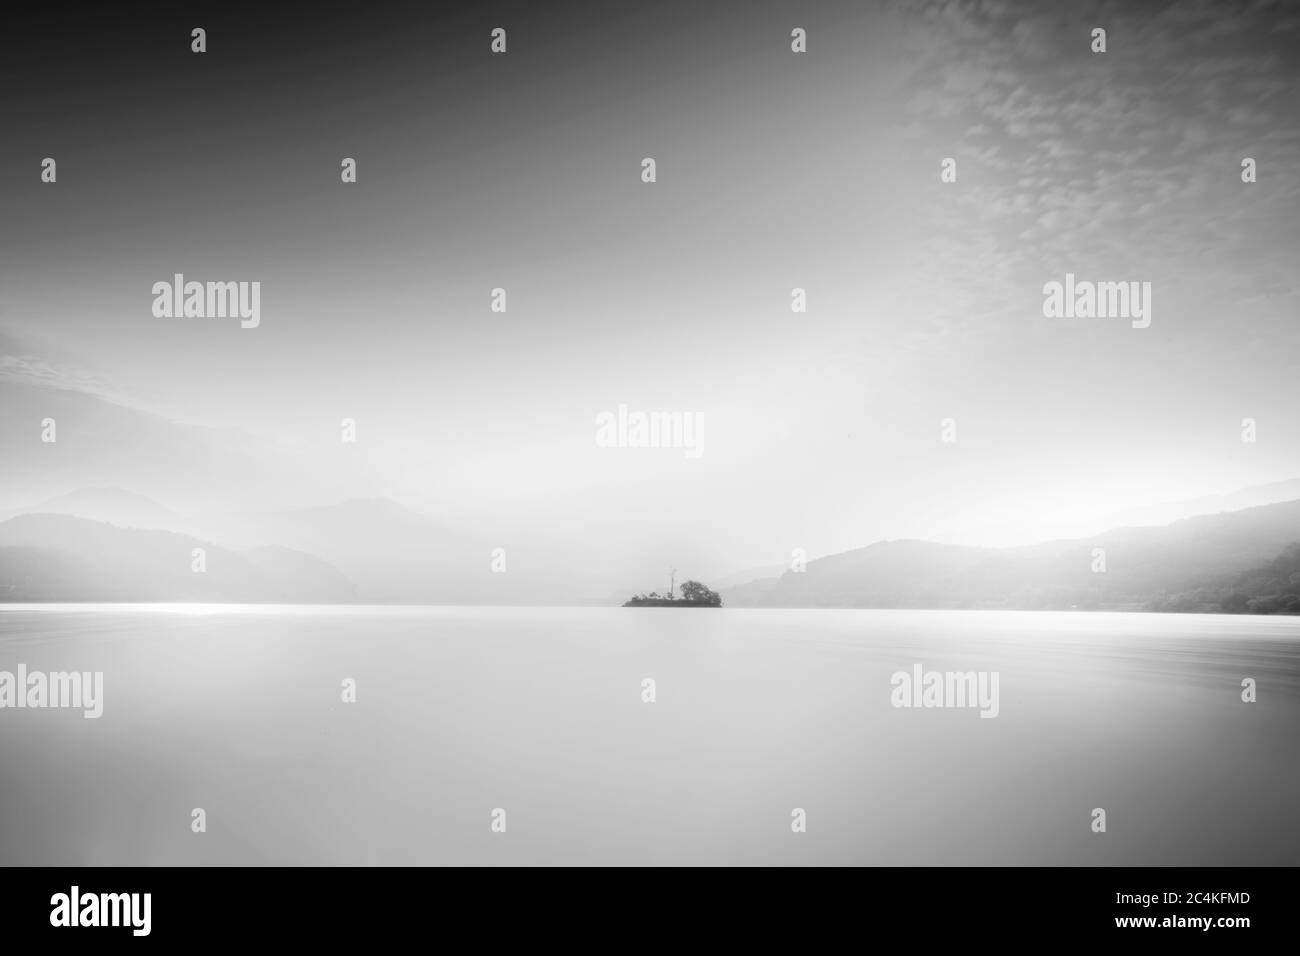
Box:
5 487 189 532
0 489 620 605
723 499 1300 613
8 484 1300 611
0 514 355 603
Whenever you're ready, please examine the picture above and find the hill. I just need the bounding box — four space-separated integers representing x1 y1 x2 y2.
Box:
725 499 1300 612
0 514 356 602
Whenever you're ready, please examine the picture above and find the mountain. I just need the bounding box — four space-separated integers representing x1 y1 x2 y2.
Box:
1209 543 1300 614
726 499 1300 612
192 497 589 605
0 372 374 517
6 487 189 532
1089 478 1300 534
0 514 356 602
0 490 632 606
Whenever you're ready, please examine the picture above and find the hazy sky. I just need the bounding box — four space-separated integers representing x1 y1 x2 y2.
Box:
2 0 1299 581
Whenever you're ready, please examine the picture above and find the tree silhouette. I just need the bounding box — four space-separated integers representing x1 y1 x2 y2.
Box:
678 580 722 606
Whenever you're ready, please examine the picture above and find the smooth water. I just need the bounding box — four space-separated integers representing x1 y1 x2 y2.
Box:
1 605 1297 865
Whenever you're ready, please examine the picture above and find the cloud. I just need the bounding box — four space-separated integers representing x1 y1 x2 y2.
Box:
879 0 1300 331
0 329 171 418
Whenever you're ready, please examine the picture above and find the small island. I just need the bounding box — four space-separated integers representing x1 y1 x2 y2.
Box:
623 574 722 607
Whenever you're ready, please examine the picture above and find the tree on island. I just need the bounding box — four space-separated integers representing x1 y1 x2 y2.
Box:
621 579 723 607
678 580 722 606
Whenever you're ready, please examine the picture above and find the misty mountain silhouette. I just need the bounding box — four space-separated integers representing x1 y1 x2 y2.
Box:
191 497 615 604
0 373 373 518
0 488 622 605
7 486 189 532
193 497 503 604
8 491 1300 611
0 514 355 602
724 499 1300 612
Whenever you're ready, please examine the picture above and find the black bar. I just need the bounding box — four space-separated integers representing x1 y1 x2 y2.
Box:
1 866 1284 943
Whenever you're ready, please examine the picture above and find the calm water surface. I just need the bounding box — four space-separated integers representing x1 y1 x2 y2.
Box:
1 606 1297 865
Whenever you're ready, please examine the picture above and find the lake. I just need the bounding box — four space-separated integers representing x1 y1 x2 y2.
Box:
1 605 1297 865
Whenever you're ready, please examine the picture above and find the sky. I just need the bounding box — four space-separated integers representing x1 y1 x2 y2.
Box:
2 0 1299 585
